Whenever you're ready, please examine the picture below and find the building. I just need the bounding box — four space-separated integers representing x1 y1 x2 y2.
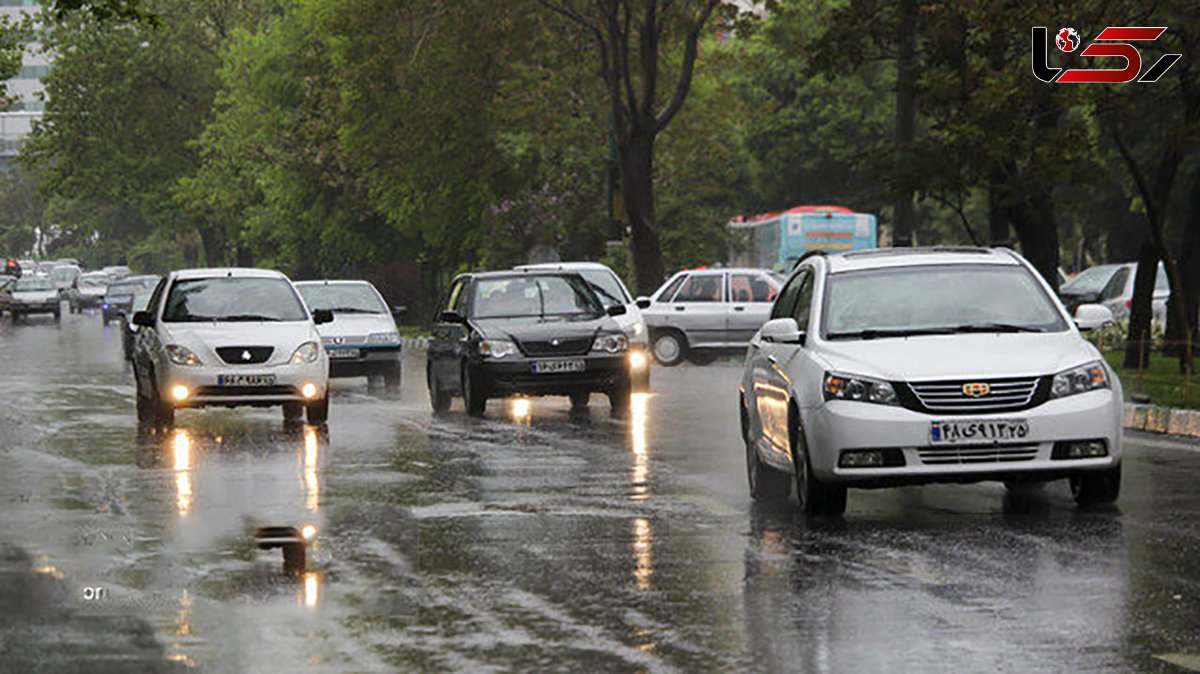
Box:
0 0 46 158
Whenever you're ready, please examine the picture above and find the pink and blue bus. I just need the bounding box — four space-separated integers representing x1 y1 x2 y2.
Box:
729 205 878 271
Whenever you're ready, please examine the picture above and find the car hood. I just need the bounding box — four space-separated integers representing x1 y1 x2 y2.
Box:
161 321 319 351
472 315 618 342
12 290 57 302
313 313 396 340
814 331 1100 381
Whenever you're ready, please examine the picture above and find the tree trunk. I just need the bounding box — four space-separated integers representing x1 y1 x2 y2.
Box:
1125 240 1159 370
1008 190 1060 291
197 226 226 267
987 165 1012 245
1165 167 1200 365
892 0 916 247
619 127 665 296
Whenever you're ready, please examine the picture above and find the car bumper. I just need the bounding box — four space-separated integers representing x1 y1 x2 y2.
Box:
11 303 58 315
802 390 1123 486
159 360 329 408
476 353 638 396
326 345 401 378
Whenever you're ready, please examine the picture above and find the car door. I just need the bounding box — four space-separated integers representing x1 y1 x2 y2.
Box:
727 272 781 345
1099 266 1131 318
749 268 814 465
429 277 470 392
667 271 727 347
133 277 169 391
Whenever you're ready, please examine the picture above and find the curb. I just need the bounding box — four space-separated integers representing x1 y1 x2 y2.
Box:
1124 403 1200 438
401 336 431 351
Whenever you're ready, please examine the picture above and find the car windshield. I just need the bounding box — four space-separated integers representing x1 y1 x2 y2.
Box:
16 278 54 291
823 265 1067 338
107 282 140 296
163 277 308 322
1060 265 1119 294
472 275 603 319
51 267 78 282
79 275 108 288
578 270 630 306
297 283 386 314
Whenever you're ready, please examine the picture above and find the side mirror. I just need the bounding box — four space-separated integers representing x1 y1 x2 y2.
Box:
439 310 466 324
760 317 805 345
606 304 627 317
635 296 651 310
1073 304 1114 331
312 309 334 325
132 311 154 328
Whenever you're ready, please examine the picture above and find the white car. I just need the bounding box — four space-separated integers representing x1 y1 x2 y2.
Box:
131 268 333 426
739 247 1124 516
295 280 403 390
10 276 61 323
514 262 650 390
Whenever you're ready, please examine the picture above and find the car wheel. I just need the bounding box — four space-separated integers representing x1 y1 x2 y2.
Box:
570 391 590 409
1069 466 1121 506
383 362 402 393
462 363 487 417
790 406 846 516
743 399 789 504
135 370 153 424
428 366 452 413
306 396 329 424
608 376 631 417
283 402 304 421
652 330 687 367
152 390 175 428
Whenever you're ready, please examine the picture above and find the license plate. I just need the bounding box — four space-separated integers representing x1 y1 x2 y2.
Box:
531 359 586 374
217 374 277 386
930 419 1030 445
328 348 360 360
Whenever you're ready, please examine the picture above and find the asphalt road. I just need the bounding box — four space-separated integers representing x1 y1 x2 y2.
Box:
2 311 1200 672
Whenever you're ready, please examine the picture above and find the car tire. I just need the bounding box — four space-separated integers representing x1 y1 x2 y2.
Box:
306 396 329 424
135 370 153 424
428 366 452 413
743 400 790 504
283 402 304 421
790 407 846 517
652 330 687 367
152 388 175 428
383 362 402 393
462 363 487 417
608 376 631 417
1070 466 1121 506
570 391 590 409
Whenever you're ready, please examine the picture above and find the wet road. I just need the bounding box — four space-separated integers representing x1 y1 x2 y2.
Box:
3 313 1200 672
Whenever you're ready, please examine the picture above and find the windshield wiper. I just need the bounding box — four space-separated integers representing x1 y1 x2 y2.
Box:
950 322 1045 334
222 314 283 322
826 327 957 340
329 307 380 314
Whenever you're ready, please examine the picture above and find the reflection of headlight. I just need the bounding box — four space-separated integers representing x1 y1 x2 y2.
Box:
1050 361 1109 399
593 334 629 354
627 322 645 337
823 371 899 406
290 341 321 364
367 331 400 345
166 344 203 366
479 339 519 358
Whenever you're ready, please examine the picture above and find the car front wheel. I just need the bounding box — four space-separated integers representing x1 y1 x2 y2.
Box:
462 363 487 417
306 396 329 424
791 409 846 517
428 366 452 413
1070 466 1121 505
652 331 687 367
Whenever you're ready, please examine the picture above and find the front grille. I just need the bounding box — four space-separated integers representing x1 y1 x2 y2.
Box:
216 346 274 365
918 444 1039 465
322 335 367 347
902 376 1046 415
519 337 592 357
194 385 297 397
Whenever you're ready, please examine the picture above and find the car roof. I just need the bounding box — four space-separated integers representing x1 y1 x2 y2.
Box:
668 267 773 276
294 279 373 286
821 247 1021 273
171 267 289 280
514 262 613 272
461 270 585 281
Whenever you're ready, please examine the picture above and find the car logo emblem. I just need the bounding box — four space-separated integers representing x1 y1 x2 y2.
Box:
242 350 252 361
962 382 990 398
331 337 345 345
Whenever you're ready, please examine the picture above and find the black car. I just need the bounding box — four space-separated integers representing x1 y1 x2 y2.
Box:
427 271 634 416
102 275 159 324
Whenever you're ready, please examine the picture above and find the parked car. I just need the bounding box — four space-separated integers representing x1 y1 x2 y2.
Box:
10 276 61 323
0 275 14 315
1100 262 1169 324
739 247 1123 517
102 275 160 324
1057 264 1123 315
131 268 334 427
514 261 650 390
120 290 153 361
427 270 635 416
295 280 403 391
67 271 111 313
640 267 782 366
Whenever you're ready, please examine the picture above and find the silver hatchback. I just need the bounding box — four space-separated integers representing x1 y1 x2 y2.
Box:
640 268 782 365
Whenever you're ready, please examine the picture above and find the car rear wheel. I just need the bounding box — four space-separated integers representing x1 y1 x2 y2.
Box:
306 396 329 424
1070 466 1121 505
790 408 846 517
462 363 487 417
743 400 789 504
428 366 452 413
652 330 687 367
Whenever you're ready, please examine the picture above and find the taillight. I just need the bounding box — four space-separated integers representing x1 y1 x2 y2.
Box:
1126 300 1132 309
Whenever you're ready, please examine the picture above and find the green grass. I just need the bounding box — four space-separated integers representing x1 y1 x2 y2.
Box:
1103 350 1200 410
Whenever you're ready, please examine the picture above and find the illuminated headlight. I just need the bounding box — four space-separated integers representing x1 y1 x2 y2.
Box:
593 334 629 354
290 341 321 364
1050 361 1109 399
367 331 400 344
823 372 899 406
629 351 647 369
478 339 519 358
171 385 190 402
301 382 319 399
165 344 203 367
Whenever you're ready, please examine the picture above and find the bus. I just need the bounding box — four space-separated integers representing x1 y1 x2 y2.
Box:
728 205 877 271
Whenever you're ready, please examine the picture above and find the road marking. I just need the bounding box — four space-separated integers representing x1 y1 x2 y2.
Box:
1155 654 1200 671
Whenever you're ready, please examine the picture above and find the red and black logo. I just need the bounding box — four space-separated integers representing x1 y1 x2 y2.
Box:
1032 26 1181 83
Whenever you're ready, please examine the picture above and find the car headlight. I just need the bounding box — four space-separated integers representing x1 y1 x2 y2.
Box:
627 321 645 337
290 341 321 364
478 339 519 358
1050 361 1110 399
823 371 899 406
165 344 203 367
367 331 400 345
592 333 629 354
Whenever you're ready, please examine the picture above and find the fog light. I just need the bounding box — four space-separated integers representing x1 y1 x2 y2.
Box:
171 385 190 402
301 383 318 399
838 448 906 468
629 351 647 370
1052 440 1108 460
301 524 317 540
